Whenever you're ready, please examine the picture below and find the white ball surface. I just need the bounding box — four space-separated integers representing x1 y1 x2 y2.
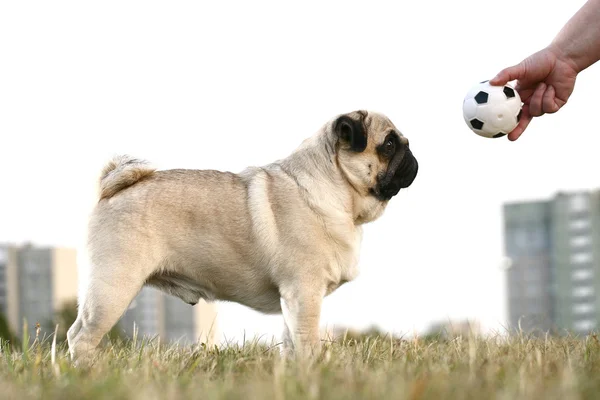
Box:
462 80 522 138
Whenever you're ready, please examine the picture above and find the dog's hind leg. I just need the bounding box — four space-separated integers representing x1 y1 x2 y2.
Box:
67 261 147 364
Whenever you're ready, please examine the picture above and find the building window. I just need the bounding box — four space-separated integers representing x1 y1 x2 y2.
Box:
570 219 590 231
574 319 596 332
573 286 595 298
571 252 593 264
572 269 594 281
569 194 589 212
570 235 591 248
573 303 595 314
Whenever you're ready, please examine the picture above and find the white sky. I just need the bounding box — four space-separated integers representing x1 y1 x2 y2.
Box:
1 0 598 343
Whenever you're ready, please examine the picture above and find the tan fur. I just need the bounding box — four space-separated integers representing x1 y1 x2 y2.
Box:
67 111 417 363
98 155 155 200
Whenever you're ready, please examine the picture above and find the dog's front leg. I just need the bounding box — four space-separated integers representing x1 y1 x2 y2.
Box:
280 316 294 357
280 284 324 358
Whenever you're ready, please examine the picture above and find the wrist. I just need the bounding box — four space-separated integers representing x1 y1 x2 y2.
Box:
547 42 585 73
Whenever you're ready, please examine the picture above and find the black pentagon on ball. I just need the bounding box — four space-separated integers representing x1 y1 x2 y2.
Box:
470 118 484 130
503 86 516 98
493 132 507 138
474 91 489 104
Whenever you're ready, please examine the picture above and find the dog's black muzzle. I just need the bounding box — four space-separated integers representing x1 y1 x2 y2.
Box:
375 149 418 201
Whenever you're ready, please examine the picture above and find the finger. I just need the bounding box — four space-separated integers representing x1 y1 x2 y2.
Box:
528 83 547 117
490 64 524 86
542 85 560 114
516 87 535 103
514 81 536 103
508 105 533 141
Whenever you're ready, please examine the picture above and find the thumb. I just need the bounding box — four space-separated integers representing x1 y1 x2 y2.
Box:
489 64 524 86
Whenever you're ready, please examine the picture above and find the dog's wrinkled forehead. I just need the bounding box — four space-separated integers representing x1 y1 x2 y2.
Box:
333 110 404 153
347 110 395 132
364 112 400 143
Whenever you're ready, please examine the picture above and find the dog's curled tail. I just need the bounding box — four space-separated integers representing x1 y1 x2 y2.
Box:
98 155 155 200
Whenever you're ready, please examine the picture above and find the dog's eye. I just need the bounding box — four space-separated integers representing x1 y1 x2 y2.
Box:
384 139 395 154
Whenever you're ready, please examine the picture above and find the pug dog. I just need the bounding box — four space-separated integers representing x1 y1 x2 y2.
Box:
67 110 418 362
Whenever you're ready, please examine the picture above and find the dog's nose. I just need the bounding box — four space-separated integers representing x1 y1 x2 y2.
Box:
399 155 418 189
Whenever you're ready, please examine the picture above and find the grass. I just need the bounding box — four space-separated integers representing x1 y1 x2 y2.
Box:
2 329 600 400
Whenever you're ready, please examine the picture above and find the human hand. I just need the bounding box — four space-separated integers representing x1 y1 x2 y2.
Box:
490 46 579 141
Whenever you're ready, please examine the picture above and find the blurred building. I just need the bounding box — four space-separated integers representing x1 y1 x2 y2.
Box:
119 286 218 346
425 319 482 339
0 243 218 346
504 190 600 335
0 243 78 338
0 249 7 318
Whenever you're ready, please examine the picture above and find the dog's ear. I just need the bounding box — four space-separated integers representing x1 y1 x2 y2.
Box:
333 112 368 153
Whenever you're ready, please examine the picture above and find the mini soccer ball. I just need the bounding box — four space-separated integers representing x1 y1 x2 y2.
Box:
462 80 522 138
